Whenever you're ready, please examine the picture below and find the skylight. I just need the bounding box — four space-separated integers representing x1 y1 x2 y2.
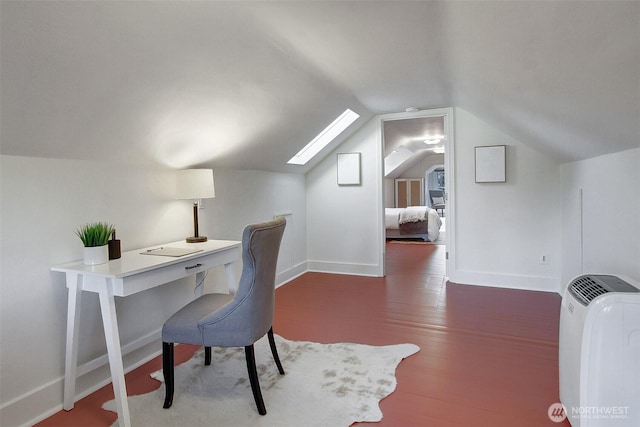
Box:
287 109 360 165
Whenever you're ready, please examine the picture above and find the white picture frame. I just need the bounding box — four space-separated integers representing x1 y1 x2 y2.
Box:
475 145 506 183
337 152 361 185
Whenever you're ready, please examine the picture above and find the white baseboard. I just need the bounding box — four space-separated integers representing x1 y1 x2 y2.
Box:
276 261 307 288
306 260 382 277
449 269 561 293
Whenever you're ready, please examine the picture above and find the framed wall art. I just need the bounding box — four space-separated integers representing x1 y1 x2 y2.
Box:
475 145 506 183
337 152 361 185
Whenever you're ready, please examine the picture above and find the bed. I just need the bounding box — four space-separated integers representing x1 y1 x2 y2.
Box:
385 206 442 242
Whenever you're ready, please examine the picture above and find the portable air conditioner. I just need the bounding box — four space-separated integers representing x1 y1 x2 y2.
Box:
559 274 640 427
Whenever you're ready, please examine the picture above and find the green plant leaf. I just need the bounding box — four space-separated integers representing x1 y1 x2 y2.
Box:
75 222 115 247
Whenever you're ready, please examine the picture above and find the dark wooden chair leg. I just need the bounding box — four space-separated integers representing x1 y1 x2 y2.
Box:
205 346 211 365
267 327 285 375
245 344 267 415
162 342 174 409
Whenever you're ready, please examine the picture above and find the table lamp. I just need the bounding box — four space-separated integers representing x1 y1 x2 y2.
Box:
176 169 215 243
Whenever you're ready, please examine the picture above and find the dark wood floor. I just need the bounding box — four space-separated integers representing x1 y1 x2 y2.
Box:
37 242 569 426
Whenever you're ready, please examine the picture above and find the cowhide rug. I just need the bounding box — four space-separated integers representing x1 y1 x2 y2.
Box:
104 334 419 426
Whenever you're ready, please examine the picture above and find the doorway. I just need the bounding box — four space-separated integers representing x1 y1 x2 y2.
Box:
378 108 455 279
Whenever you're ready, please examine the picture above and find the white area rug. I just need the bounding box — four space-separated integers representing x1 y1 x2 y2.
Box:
104 335 419 426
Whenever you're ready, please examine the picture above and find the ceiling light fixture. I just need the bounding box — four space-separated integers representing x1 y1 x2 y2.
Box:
287 109 360 165
423 134 445 145
431 146 445 154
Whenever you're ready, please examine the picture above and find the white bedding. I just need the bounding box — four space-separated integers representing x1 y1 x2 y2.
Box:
426 209 442 241
385 208 403 229
400 206 428 223
384 206 442 241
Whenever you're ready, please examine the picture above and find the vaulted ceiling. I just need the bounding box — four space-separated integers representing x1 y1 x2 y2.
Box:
1 1 638 174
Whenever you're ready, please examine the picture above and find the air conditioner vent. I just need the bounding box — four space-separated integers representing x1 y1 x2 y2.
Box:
569 276 609 306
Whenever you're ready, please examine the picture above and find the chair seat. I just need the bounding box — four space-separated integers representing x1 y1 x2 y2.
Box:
162 293 233 345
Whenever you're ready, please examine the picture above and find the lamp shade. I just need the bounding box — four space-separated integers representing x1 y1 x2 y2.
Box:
176 169 215 200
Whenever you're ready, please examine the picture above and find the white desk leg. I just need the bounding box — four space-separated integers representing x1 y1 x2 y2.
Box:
63 273 83 410
224 261 237 295
98 283 131 427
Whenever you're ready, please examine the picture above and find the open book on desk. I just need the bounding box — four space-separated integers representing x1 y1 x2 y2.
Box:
141 247 203 257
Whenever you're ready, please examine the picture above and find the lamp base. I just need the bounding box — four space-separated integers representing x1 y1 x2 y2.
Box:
186 236 208 243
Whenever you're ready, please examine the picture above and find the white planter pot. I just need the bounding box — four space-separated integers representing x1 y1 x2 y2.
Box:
83 245 109 266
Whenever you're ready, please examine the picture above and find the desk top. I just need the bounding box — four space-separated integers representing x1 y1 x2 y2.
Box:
51 239 241 279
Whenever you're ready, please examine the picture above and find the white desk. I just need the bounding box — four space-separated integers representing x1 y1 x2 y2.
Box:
51 239 241 427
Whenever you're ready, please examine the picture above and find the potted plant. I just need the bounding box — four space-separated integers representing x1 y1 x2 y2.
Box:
76 222 115 265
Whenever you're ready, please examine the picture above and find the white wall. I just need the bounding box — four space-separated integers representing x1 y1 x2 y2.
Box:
202 168 307 283
384 178 395 209
0 155 305 426
306 117 383 276
450 108 562 292
560 148 640 286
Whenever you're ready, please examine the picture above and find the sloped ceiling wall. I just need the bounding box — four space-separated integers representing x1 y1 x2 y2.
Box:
443 1 640 161
1 1 638 173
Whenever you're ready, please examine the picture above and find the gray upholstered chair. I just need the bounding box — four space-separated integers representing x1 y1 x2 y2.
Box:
161 217 286 415
429 189 445 216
